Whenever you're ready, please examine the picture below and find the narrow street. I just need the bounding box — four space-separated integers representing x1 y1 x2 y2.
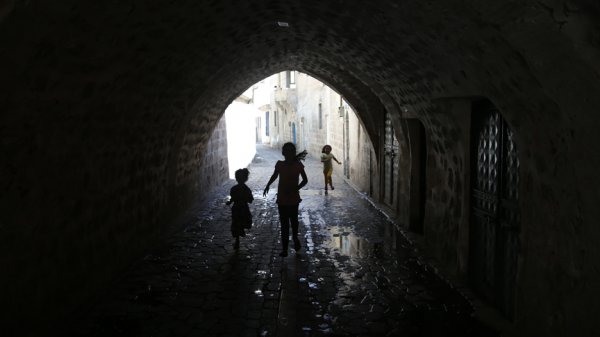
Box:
70 145 495 337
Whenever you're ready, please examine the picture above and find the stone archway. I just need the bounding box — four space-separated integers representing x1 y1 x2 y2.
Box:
2 1 600 336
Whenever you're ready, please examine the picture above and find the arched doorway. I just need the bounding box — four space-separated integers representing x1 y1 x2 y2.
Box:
406 119 427 234
469 99 520 319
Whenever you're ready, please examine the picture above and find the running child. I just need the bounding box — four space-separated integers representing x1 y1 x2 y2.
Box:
227 168 253 249
263 142 308 257
320 144 341 194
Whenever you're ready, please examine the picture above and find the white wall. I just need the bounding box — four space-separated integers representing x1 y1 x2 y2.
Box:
225 101 257 178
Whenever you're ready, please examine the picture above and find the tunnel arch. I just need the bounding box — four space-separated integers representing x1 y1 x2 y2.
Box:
3 1 600 336
170 54 392 191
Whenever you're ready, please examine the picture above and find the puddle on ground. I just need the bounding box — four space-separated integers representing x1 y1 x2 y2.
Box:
324 226 387 259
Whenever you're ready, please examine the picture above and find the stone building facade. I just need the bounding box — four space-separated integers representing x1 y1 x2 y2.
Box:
265 71 378 196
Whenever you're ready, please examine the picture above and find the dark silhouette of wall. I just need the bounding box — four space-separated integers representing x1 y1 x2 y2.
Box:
1 1 599 336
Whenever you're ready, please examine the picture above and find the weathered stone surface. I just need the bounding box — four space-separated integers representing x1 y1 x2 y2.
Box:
1 1 600 336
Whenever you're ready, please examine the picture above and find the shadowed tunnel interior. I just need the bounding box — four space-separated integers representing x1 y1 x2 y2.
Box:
2 1 600 336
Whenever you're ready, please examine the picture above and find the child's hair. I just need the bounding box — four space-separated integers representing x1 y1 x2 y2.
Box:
322 145 332 153
282 142 308 161
296 149 308 161
234 168 249 183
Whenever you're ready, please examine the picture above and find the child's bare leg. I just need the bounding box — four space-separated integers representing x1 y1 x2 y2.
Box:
291 216 301 251
279 206 290 257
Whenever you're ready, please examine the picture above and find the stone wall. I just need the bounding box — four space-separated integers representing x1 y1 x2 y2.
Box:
2 0 600 335
0 102 230 336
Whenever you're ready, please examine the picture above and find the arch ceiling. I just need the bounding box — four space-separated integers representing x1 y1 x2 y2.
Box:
2 1 600 336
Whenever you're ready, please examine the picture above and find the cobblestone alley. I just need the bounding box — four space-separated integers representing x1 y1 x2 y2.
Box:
69 145 496 337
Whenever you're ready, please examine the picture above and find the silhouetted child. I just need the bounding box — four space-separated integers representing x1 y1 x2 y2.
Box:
263 142 308 257
227 168 253 249
320 144 341 194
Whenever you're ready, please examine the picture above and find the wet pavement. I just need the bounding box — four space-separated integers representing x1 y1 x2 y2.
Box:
69 145 498 337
